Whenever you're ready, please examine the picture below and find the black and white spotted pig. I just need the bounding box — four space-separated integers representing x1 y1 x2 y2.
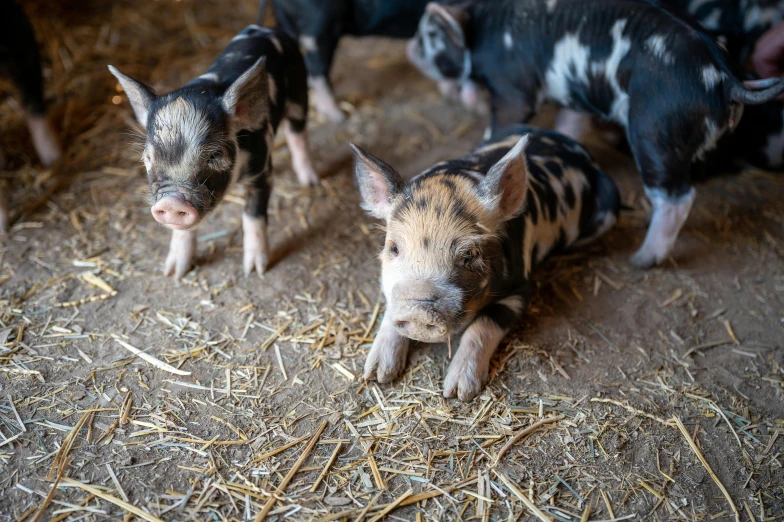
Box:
263 0 470 122
408 0 784 268
0 0 61 232
352 125 620 401
660 0 784 64
109 25 318 279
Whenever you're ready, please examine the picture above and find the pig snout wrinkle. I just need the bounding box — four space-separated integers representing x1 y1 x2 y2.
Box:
151 194 198 229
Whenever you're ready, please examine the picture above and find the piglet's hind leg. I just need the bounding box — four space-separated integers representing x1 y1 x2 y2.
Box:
630 187 695 268
164 229 197 279
282 120 318 186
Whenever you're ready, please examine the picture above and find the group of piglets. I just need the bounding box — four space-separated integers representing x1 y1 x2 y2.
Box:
3 0 782 401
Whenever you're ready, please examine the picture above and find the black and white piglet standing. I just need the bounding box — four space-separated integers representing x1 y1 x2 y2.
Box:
408 0 784 268
109 25 318 279
263 0 471 121
352 126 620 400
0 0 61 233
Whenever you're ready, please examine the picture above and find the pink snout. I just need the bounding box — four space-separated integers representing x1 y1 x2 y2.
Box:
392 281 450 343
151 194 198 229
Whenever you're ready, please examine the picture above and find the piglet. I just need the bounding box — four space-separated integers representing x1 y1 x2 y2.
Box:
352 125 620 400
408 0 784 268
109 25 318 279
0 0 61 233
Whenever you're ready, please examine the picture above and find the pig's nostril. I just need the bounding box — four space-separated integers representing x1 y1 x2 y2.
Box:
395 321 409 330
426 324 437 331
178 212 187 217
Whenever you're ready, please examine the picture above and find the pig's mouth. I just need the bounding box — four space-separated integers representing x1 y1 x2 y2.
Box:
391 305 456 344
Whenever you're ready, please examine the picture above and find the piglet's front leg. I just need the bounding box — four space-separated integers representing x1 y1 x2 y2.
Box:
164 229 197 279
364 315 410 383
443 295 525 401
242 174 272 277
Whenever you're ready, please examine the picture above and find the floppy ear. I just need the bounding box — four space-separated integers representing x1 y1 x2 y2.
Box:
108 65 158 128
349 143 405 220
477 135 530 220
223 57 269 129
425 2 469 44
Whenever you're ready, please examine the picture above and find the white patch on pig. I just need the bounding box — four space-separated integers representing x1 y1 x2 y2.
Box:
164 229 197 278
701 8 722 30
545 33 590 105
645 34 674 65
283 120 319 186
630 187 696 268
443 315 506 401
242 213 268 277
268 35 283 53
151 98 212 181
309 76 344 122
232 148 250 185
26 114 61 167
497 295 524 316
590 19 631 126
694 117 724 160
763 122 784 168
198 72 219 83
701 65 727 90
503 31 513 50
743 4 783 31
267 76 277 104
299 35 318 52
286 102 306 122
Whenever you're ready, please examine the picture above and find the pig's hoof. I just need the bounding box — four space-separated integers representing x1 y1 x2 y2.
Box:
629 248 661 269
323 106 345 123
296 166 320 187
443 358 488 402
243 251 267 278
364 327 409 383
163 254 192 279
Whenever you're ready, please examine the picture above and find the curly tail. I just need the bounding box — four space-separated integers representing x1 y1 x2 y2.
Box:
730 77 784 104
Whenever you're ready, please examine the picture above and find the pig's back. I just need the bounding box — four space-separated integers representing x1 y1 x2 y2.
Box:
475 126 619 274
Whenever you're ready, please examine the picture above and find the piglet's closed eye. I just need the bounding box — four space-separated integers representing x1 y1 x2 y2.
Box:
349 142 405 220
222 57 269 130
477 135 530 221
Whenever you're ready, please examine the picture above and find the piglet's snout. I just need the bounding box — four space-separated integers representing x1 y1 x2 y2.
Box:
392 281 449 343
151 193 198 229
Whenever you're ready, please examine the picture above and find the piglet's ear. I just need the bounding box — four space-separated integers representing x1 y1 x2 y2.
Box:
425 2 469 43
223 57 269 130
478 135 530 221
349 143 405 220
108 65 157 129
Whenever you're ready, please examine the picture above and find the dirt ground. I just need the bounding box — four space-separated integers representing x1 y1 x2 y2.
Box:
1 1 783 521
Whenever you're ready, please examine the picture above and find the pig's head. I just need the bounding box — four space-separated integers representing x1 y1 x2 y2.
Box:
407 3 471 90
351 136 530 343
108 59 269 230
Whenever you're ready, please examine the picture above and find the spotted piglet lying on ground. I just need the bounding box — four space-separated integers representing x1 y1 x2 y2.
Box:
408 0 784 268
352 126 620 400
109 25 318 278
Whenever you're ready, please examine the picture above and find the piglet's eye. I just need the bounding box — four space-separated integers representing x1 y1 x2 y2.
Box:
209 150 223 161
388 242 399 256
461 247 482 269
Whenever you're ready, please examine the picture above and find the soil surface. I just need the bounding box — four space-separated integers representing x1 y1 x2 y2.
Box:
1 1 782 521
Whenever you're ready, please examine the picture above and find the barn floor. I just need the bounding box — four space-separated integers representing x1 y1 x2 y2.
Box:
1 1 783 521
